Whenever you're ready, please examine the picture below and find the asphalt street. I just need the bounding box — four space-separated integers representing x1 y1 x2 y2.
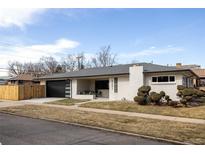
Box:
0 113 173 145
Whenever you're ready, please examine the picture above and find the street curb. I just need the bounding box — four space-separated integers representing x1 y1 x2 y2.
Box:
0 111 191 145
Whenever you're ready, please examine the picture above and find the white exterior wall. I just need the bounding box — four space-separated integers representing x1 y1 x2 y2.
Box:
71 79 78 98
128 65 144 100
109 76 130 100
145 73 183 100
108 65 144 101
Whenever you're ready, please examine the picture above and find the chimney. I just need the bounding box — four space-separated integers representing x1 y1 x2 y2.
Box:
176 63 182 68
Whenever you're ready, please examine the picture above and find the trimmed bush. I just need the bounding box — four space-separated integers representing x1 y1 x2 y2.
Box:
134 86 173 106
165 95 170 101
184 96 193 101
181 88 195 96
134 86 152 105
176 91 182 97
146 96 152 104
180 98 187 105
134 96 146 105
160 91 166 97
137 91 147 97
200 97 205 103
177 85 185 91
165 95 172 104
150 93 161 105
177 85 205 107
195 89 205 97
149 91 156 96
138 86 151 93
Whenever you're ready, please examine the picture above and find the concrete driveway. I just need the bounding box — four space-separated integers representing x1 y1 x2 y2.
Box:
0 98 65 108
0 113 172 145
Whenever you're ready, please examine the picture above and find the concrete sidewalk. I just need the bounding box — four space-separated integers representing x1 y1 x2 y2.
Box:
0 101 25 108
20 98 65 104
42 103 205 125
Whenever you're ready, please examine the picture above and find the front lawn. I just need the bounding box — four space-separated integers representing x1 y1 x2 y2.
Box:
1 105 205 144
80 101 205 119
47 98 89 106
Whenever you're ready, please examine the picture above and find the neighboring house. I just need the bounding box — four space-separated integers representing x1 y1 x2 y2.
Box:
192 69 205 87
176 63 201 69
175 63 205 87
0 76 9 85
8 74 40 85
38 63 198 101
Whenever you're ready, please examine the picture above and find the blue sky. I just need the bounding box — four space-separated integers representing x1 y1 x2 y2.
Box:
0 8 205 75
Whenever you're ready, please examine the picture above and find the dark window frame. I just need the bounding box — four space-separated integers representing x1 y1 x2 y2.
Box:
152 76 176 83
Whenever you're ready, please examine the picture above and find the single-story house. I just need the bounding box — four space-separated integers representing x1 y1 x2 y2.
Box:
8 74 40 85
38 63 199 101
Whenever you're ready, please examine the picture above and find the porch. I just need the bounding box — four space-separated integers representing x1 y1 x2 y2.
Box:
72 78 109 100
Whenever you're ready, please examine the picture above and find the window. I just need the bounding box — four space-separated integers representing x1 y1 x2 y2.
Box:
182 77 194 87
158 76 168 82
152 77 157 82
169 76 175 82
152 76 175 83
182 77 187 86
114 78 118 93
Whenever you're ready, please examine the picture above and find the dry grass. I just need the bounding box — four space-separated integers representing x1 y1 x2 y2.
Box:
47 98 89 106
80 101 205 119
1 105 205 144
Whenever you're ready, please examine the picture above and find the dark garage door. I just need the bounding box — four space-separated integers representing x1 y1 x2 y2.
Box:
46 80 66 97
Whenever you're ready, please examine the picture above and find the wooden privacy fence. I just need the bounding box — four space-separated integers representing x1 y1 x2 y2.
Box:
0 85 45 101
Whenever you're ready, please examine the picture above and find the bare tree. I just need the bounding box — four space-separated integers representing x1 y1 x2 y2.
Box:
8 61 45 77
39 56 59 74
7 47 117 77
61 54 77 72
8 61 25 76
91 45 117 67
24 62 49 77
8 56 64 77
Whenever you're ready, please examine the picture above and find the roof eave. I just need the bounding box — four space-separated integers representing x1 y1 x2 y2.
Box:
36 73 129 80
144 69 199 78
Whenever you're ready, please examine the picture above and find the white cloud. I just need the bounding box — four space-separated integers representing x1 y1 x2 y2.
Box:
149 46 156 49
0 8 46 29
0 38 80 75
